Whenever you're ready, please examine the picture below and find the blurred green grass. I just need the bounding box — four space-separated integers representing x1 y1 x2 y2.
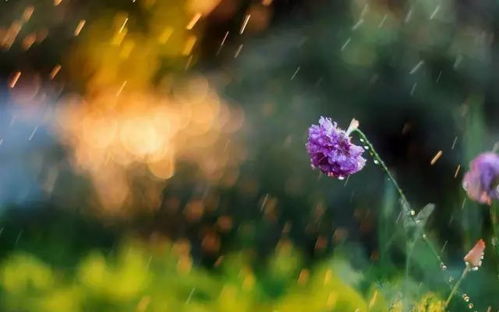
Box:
0 240 448 312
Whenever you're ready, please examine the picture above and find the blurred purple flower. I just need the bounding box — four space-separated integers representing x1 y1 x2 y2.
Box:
306 117 366 179
462 152 499 205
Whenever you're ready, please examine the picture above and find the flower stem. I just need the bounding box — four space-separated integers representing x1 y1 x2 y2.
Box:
352 129 446 264
445 266 469 307
352 128 470 310
353 129 410 211
491 202 499 279
353 129 418 310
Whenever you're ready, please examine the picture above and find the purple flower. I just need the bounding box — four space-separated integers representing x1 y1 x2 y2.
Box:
462 152 499 205
306 117 366 179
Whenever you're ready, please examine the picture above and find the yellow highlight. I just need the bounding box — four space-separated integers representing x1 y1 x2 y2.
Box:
74 20 86 36
112 28 127 45
59 3 245 216
186 13 202 30
183 35 197 55
158 27 173 44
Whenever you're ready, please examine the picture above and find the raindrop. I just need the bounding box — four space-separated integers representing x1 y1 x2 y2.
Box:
404 8 412 23
341 37 351 51
373 159 379 165
378 15 387 28
363 145 369 150
430 5 440 19
439 263 447 271
463 181 468 190
410 210 416 216
352 18 364 30
436 71 443 83
359 138 365 142
410 82 417 95
462 294 470 302
451 136 458 149
468 303 473 309
290 66 300 80
409 60 424 75
338 176 345 180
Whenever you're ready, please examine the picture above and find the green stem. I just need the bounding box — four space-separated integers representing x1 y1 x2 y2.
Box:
353 129 426 311
353 129 446 264
404 241 414 311
490 144 498 278
445 266 469 307
353 129 410 211
491 202 499 279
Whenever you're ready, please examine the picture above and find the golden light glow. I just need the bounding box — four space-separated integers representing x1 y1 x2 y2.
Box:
186 0 221 15
57 4 245 216
158 27 173 44
58 82 244 214
182 35 197 55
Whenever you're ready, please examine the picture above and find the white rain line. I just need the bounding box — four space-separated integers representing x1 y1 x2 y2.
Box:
454 164 461 178
28 125 39 141
405 8 413 23
290 66 300 80
186 288 196 303
240 14 251 34
430 5 440 19
436 71 442 83
15 230 23 245
234 44 243 58
410 82 417 95
360 4 369 17
409 60 424 74
216 31 229 55
451 136 458 149
341 37 351 51
352 18 364 30
441 240 448 253
378 15 387 28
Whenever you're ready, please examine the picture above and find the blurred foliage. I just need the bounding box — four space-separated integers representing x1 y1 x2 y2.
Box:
0 240 447 312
